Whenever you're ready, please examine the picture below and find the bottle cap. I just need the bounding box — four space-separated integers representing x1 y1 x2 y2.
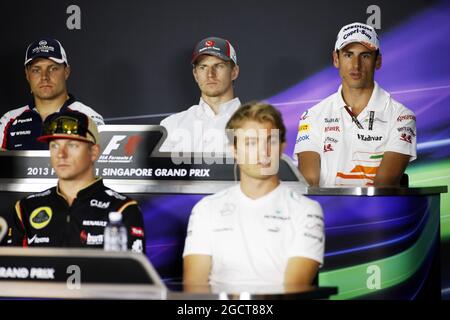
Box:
108 211 122 223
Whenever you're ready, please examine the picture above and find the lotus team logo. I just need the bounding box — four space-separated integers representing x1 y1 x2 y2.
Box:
29 207 53 230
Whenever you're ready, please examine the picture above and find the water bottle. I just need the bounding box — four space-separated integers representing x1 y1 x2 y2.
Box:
104 211 128 251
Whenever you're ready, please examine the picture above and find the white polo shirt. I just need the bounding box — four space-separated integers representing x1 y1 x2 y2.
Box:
294 82 417 186
183 183 324 286
159 97 241 153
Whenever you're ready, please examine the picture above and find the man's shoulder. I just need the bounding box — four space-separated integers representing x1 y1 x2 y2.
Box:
101 187 136 205
280 184 321 210
193 185 236 210
160 104 201 128
19 187 56 208
387 96 415 117
67 101 105 125
305 92 339 117
0 105 31 122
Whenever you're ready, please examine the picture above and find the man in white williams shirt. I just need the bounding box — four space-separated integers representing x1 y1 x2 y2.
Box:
160 36 240 154
183 102 324 287
295 22 416 187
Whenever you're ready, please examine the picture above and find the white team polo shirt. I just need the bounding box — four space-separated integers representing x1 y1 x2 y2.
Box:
159 97 241 153
294 82 417 186
183 183 324 286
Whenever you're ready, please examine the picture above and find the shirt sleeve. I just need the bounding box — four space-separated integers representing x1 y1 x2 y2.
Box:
0 111 13 150
182 200 213 257
384 108 417 161
120 200 146 254
288 199 325 266
293 108 322 158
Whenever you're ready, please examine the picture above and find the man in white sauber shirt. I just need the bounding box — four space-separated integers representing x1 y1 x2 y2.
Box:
183 102 324 286
160 36 240 154
295 23 416 187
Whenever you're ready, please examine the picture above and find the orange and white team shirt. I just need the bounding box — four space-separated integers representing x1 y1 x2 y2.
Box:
294 82 417 186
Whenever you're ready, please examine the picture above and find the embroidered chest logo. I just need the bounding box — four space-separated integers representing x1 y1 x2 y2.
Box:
29 207 53 230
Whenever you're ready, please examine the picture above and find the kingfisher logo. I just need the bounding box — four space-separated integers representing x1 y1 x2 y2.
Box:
98 135 143 164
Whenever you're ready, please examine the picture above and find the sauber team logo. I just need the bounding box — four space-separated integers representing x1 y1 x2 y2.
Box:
205 40 215 47
29 207 52 230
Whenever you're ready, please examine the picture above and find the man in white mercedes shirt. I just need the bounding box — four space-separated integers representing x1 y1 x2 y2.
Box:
160 36 240 154
295 22 416 187
183 102 324 286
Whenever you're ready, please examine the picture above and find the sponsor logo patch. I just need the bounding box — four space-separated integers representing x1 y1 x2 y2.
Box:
86 233 104 245
82 220 107 227
397 115 416 122
131 226 144 238
27 235 50 244
12 118 33 126
29 207 52 230
90 199 110 209
324 144 334 152
325 126 340 132
397 126 416 137
10 130 31 136
296 134 310 143
298 124 309 132
105 189 126 200
399 133 412 143
357 134 383 142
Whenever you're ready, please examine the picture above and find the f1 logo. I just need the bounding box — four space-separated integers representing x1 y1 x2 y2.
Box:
103 135 126 155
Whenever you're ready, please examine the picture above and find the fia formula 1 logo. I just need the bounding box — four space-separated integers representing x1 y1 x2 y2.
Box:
98 135 143 164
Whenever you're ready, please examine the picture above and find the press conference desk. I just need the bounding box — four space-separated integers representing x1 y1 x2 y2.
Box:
0 248 337 300
166 283 338 300
0 281 337 300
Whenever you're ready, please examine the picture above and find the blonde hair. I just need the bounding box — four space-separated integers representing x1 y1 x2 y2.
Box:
226 101 286 144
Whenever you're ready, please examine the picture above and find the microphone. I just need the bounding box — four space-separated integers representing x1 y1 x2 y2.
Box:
0 217 8 243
